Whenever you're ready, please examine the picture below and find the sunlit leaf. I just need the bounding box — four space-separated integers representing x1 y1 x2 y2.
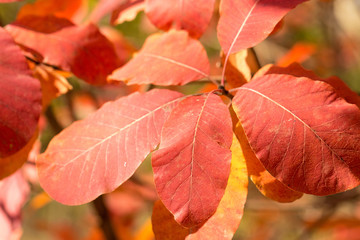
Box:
109 30 210 86
217 0 307 54
37 89 183 205
232 73 360 195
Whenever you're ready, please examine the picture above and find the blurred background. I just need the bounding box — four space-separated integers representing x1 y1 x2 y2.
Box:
1 0 360 239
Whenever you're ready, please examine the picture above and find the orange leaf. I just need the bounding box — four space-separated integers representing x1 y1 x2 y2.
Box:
17 0 83 21
222 50 252 88
276 42 316 67
0 130 38 180
152 134 248 239
108 30 210 86
32 64 72 108
30 191 52 210
134 218 154 240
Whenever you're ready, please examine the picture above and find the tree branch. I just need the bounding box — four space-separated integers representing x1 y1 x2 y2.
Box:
93 195 119 240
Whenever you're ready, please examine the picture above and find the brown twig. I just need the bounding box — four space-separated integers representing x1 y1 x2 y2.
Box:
93 195 119 240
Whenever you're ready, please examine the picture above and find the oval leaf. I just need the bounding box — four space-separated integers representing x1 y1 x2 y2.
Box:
5 16 121 85
152 93 232 227
152 134 248 239
108 30 210 86
0 27 41 158
37 89 183 205
217 0 307 54
145 0 215 38
232 74 360 195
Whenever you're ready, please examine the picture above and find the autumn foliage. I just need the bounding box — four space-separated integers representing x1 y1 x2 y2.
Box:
1 0 360 239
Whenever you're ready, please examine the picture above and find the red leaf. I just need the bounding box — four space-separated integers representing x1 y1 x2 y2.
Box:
108 30 210 86
111 0 145 25
217 0 307 54
5 16 121 85
0 170 30 240
0 27 41 157
152 93 232 227
256 63 360 108
152 134 248 239
37 89 183 205
145 0 215 38
232 74 360 195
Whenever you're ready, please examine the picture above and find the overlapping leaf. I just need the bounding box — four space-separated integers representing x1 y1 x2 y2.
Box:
152 93 232 227
145 0 215 38
152 134 248 239
232 74 360 195
222 50 252 88
233 120 302 202
37 89 183 205
0 27 41 158
217 0 307 54
5 16 121 85
32 64 72 108
108 30 210 86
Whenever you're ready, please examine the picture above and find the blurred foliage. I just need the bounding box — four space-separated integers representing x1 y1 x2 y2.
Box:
1 0 360 239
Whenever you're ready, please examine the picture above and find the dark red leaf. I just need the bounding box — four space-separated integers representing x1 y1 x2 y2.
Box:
217 0 307 54
145 0 215 38
152 93 232 227
5 16 121 85
37 89 183 205
232 74 360 195
109 30 210 86
0 27 41 157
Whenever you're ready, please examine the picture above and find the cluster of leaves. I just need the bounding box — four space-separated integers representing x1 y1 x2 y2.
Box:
1 0 360 239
